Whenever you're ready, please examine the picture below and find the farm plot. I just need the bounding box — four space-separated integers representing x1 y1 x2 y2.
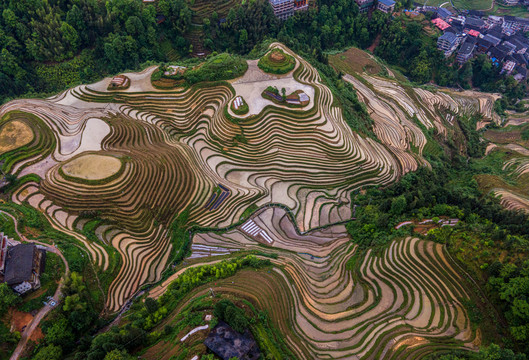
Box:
0 43 414 312
0 120 34 154
61 154 122 181
161 207 478 359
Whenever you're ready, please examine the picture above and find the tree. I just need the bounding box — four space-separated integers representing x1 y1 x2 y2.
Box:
0 283 20 316
390 195 407 216
34 345 63 360
104 349 134 360
478 343 526 360
45 318 74 347
63 293 87 312
144 297 158 314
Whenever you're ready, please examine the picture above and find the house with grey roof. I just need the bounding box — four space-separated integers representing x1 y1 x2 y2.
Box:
457 39 476 63
437 32 459 56
377 0 396 13
2 244 46 294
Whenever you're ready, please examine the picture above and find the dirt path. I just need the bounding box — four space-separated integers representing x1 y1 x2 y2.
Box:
2 210 70 360
367 34 381 53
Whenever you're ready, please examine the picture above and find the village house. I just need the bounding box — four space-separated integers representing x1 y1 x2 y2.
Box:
377 0 396 13
437 32 459 57
355 0 375 13
1 243 46 295
457 38 476 63
204 322 260 360
269 0 308 20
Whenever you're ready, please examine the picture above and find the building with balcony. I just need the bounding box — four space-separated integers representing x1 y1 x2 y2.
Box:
377 0 396 13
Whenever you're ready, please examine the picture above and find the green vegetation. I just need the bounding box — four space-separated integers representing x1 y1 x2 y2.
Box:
214 299 248 333
258 48 295 74
452 0 493 11
184 53 248 85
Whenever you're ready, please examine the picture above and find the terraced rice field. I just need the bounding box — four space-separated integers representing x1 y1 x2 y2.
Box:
0 42 490 356
342 73 499 173
0 43 423 312
492 189 529 213
154 207 479 359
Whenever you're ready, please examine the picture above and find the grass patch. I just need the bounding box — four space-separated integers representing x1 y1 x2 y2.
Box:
452 0 492 10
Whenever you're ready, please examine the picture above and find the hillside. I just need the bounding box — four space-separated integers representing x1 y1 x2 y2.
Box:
1 43 528 359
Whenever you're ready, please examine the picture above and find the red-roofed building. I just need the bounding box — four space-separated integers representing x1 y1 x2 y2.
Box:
432 18 450 31
468 29 480 37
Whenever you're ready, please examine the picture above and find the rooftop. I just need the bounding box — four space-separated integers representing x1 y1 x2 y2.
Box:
204 322 260 360
465 17 485 28
437 8 453 18
4 244 36 285
459 41 476 55
379 0 396 6
439 32 457 44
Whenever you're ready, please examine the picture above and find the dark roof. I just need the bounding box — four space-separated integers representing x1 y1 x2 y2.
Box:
204 322 260 360
437 8 453 19
515 65 527 76
459 41 476 56
497 43 514 54
451 18 464 26
477 37 493 49
484 29 504 40
468 10 484 17
464 24 481 32
510 37 529 50
439 32 458 44
445 26 461 34
4 244 36 285
505 54 518 64
505 15 516 22
514 53 528 65
489 47 507 61
465 17 485 28
483 34 502 46
465 36 478 45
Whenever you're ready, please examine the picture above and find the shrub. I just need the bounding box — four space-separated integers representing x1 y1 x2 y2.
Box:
184 54 247 84
258 49 295 74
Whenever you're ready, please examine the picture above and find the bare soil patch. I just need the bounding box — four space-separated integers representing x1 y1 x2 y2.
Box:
61 154 122 181
0 120 34 154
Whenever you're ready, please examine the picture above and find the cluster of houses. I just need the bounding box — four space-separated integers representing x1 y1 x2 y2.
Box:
423 6 529 80
0 233 46 295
